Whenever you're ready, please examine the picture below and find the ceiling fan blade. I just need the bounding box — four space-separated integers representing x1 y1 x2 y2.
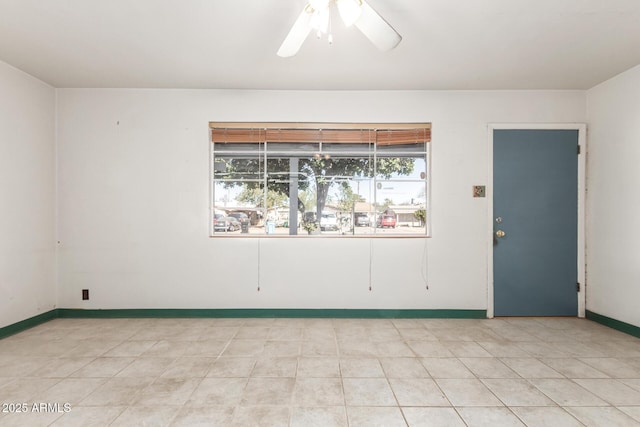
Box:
277 7 313 57
354 1 402 51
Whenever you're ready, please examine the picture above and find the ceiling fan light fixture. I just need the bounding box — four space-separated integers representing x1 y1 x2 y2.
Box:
336 0 363 27
309 6 330 34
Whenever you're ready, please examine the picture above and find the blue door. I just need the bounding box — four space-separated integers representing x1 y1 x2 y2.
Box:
493 130 578 316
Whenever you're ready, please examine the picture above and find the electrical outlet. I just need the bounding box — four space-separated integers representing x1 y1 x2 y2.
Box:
82 289 89 300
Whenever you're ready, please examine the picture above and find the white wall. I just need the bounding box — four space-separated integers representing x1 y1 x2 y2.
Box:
586 65 640 327
0 61 56 328
56 89 585 311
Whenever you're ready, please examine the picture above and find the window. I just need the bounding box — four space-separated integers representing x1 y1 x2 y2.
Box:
210 123 431 237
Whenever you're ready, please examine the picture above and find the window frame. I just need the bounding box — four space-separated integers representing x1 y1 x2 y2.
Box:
210 122 431 238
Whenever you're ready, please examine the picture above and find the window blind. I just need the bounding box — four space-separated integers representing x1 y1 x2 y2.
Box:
211 125 430 145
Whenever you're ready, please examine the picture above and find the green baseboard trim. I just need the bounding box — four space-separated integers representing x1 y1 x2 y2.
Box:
0 310 58 340
0 308 487 340
57 308 487 319
586 310 640 339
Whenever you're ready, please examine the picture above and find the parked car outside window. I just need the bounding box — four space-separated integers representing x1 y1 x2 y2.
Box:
320 212 338 231
377 214 397 228
354 213 370 227
228 212 249 223
214 214 231 232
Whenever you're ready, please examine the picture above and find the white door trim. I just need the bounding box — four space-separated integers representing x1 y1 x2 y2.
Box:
487 124 587 318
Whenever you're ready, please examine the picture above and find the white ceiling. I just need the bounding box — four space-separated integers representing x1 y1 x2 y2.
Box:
1 0 639 90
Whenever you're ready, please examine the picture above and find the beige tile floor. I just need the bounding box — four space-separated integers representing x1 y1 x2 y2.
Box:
1 317 640 426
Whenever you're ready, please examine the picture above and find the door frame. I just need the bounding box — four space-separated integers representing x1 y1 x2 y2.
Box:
487 124 587 318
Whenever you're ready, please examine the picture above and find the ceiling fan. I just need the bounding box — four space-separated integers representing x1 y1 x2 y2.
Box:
277 0 402 57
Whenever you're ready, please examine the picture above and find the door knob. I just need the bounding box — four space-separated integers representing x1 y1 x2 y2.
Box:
495 230 506 238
